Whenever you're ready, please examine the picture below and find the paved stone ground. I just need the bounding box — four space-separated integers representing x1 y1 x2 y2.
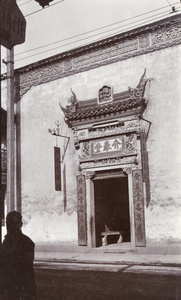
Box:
34 264 181 300
34 250 181 300
35 250 181 267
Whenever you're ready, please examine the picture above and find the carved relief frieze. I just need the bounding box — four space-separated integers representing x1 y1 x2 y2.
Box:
151 26 181 45
125 119 141 131
14 15 181 101
93 169 126 180
88 122 125 138
80 155 137 170
63 59 73 71
73 39 138 69
76 120 140 142
15 62 64 100
77 129 89 140
20 63 63 86
77 119 140 141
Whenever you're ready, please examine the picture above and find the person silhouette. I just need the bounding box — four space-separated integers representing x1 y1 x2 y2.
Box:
1 211 36 300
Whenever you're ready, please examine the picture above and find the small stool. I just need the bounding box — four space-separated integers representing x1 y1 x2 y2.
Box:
101 225 123 246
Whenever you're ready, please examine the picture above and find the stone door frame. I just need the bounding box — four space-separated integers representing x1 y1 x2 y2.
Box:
84 166 136 249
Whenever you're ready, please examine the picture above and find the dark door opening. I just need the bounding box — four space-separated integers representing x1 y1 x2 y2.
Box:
94 177 130 247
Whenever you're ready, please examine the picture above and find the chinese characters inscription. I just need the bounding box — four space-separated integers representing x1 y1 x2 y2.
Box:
76 174 87 245
132 169 146 247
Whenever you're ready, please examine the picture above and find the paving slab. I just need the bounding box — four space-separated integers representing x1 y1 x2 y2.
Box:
35 251 181 270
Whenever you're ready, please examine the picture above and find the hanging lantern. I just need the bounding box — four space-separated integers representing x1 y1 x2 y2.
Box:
35 0 53 8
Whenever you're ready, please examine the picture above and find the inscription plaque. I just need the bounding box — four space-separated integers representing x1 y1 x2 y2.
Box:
54 147 61 191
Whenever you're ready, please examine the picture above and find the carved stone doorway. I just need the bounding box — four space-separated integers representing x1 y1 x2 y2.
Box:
94 176 130 247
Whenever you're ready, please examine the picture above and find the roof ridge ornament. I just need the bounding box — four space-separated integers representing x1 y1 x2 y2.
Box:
59 88 78 114
98 85 113 104
128 68 148 100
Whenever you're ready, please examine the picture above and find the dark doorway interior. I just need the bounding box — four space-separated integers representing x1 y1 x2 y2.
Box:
94 177 130 247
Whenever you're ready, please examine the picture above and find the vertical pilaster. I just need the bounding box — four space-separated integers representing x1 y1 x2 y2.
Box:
76 174 87 246
132 169 146 247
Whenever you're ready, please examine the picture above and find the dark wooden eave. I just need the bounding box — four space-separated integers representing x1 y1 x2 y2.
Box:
61 92 146 127
61 69 148 126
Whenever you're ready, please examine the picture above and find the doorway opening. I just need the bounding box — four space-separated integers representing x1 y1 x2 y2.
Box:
94 176 130 247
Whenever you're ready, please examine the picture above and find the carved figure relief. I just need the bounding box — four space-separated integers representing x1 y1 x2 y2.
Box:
125 134 136 152
98 85 112 104
82 142 91 158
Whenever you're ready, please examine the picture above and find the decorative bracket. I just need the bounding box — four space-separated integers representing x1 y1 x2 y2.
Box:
86 171 95 180
123 167 132 175
48 120 70 162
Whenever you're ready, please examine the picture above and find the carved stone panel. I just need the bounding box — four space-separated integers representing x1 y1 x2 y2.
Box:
132 169 146 247
77 120 140 142
82 141 91 158
92 168 126 180
76 174 87 246
140 130 150 207
140 130 147 180
80 156 137 170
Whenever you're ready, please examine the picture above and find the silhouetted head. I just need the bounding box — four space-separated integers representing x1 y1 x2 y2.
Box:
6 211 23 234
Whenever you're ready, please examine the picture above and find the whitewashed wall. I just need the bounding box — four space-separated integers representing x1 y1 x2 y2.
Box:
18 44 181 251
